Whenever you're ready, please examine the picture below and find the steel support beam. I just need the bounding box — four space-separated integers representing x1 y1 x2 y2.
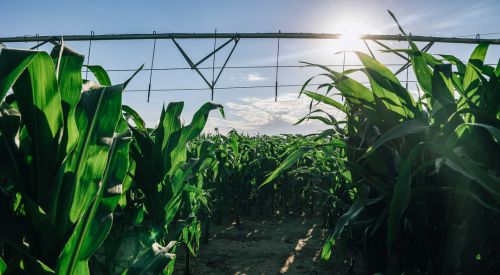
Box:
29 36 61 50
363 40 376 59
372 40 410 61
1 33 499 44
171 36 240 97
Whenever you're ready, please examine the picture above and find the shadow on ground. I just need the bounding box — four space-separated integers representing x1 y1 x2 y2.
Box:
176 214 353 274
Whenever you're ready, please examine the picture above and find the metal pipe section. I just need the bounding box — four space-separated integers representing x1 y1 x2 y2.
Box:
1 33 499 44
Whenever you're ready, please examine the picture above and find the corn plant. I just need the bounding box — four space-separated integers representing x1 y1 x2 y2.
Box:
0 45 139 274
96 102 223 274
191 132 348 229
194 132 279 222
268 11 500 274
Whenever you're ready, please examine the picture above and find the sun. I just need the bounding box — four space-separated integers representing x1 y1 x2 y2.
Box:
334 17 379 52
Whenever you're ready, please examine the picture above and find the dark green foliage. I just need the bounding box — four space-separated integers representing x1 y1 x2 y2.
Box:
0 45 137 274
268 11 500 274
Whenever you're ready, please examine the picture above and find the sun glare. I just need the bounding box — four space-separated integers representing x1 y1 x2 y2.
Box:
335 16 379 51
338 32 363 50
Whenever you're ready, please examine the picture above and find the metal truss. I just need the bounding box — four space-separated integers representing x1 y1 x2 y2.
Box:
2 32 498 102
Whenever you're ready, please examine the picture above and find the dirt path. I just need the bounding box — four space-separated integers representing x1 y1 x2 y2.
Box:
179 215 340 274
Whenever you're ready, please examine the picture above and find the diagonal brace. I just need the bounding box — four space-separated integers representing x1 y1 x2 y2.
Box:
29 36 61 50
363 39 376 60
171 35 239 90
194 36 238 67
171 37 213 88
213 37 239 85
372 39 410 62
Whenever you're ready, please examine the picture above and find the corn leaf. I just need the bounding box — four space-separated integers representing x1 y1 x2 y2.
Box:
85 65 111 86
362 119 429 159
387 145 421 248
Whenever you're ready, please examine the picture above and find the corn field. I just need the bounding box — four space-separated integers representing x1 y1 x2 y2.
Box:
1 12 499 274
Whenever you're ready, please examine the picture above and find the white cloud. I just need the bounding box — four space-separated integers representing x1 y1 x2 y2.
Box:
230 72 267 82
204 92 345 135
246 72 267 82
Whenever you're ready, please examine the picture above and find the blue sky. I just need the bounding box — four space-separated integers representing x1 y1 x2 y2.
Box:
2 0 499 134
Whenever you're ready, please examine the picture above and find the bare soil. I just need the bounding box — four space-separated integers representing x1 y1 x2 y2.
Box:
176 214 349 275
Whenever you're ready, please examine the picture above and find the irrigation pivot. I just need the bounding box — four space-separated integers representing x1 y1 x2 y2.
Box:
3 32 497 102
1 32 500 44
